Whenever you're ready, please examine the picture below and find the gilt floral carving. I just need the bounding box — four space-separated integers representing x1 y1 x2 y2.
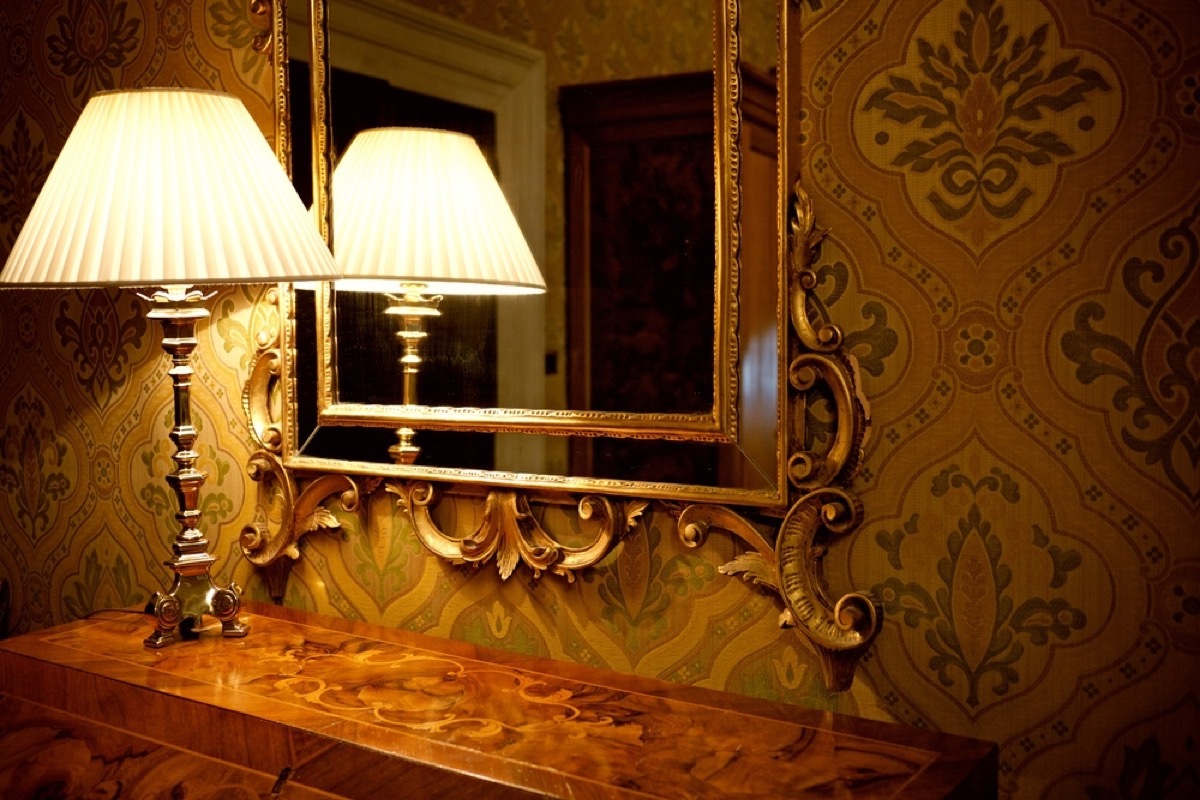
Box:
388 481 645 582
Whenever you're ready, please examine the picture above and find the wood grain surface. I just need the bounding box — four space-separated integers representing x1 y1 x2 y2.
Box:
0 603 996 798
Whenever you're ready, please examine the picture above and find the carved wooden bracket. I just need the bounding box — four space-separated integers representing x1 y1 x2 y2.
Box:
673 182 881 691
388 481 646 581
241 286 361 601
676 489 879 692
241 450 361 601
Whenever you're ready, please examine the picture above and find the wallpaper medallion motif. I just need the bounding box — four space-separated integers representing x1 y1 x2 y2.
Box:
0 111 52 253
214 285 282 373
808 244 904 392
945 303 1009 391
863 434 1103 716
60 534 148 621
51 289 149 410
1153 560 1200 655
44 0 144 104
806 0 1198 793
855 0 1118 255
1172 53 1200 144
0 384 77 542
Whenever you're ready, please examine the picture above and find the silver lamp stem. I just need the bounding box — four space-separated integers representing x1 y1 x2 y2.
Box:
142 287 249 648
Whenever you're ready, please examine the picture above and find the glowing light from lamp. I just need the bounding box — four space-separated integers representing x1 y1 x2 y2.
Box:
329 127 545 295
3 88 337 288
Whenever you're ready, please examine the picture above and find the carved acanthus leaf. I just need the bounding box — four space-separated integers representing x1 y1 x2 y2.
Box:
718 552 779 592
387 481 629 581
788 179 838 353
300 506 342 535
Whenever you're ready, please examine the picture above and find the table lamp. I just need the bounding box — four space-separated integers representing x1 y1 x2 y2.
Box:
329 127 545 464
0 88 339 647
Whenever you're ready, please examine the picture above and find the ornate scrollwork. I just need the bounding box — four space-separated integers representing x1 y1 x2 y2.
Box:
388 481 645 581
242 286 361 600
241 450 361 600
675 181 880 691
787 350 869 491
240 288 635 595
245 0 879 689
248 0 273 55
676 489 879 691
788 183 837 353
244 349 284 452
242 285 284 453
787 178 870 491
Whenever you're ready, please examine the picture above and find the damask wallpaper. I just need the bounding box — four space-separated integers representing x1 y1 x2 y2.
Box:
800 0 1198 797
0 2 1196 800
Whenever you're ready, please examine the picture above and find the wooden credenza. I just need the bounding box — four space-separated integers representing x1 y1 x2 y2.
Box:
0 603 996 798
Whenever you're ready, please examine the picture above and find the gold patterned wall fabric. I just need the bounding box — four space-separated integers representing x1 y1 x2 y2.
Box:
800 0 1199 797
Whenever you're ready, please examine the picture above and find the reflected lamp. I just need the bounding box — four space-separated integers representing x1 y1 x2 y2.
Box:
329 127 545 464
0 88 339 646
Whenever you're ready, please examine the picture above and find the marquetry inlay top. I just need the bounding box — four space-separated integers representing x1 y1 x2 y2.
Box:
0 604 996 798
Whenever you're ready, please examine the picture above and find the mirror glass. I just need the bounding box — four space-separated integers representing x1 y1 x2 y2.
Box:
283 0 786 504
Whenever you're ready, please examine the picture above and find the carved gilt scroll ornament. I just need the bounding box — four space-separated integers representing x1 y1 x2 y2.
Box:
241 289 642 593
241 287 361 601
675 182 880 691
388 482 646 581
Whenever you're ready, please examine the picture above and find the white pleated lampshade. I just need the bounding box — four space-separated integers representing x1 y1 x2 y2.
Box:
0 87 338 287
331 127 544 295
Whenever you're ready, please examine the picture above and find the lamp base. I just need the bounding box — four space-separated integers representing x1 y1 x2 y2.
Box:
144 565 249 648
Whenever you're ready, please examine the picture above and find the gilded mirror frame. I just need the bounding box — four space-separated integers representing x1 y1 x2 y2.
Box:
245 0 882 690
277 0 787 505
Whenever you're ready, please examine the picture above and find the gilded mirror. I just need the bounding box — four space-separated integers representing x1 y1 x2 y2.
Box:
246 0 883 690
278 0 787 505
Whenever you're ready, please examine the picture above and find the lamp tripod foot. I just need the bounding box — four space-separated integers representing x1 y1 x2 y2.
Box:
143 579 250 649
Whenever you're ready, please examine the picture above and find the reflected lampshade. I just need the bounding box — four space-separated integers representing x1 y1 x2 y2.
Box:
330 127 545 295
0 87 338 287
